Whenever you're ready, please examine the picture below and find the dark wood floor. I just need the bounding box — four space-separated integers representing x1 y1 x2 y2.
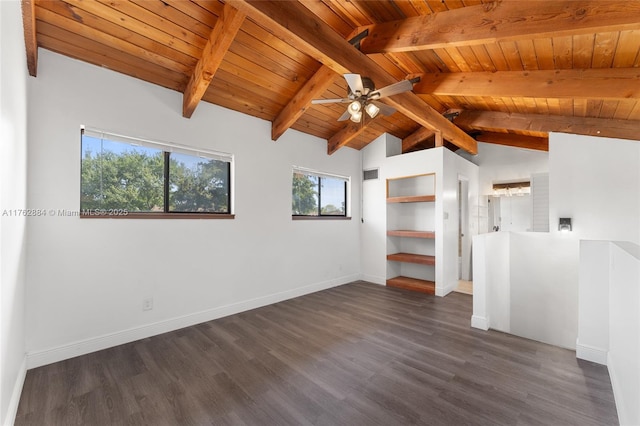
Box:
16 281 618 425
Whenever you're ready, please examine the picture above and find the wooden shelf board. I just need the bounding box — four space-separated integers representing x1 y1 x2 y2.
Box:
387 276 435 295
387 252 436 265
387 230 435 239
386 195 435 203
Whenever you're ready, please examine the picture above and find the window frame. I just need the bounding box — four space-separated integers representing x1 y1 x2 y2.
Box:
291 167 351 220
80 127 234 219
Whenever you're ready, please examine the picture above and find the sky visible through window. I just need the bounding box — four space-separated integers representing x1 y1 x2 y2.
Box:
321 177 346 214
82 135 204 169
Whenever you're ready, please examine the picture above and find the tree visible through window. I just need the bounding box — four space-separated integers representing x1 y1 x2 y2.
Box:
292 169 348 217
81 131 231 215
169 152 230 213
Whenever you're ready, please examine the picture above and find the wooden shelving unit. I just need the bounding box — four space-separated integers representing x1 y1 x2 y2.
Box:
386 276 435 295
386 194 436 203
386 230 435 239
387 253 436 265
386 173 437 295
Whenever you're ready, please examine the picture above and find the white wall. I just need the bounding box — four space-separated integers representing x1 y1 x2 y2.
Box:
26 50 362 367
0 1 29 424
509 232 579 349
361 136 479 295
458 142 549 196
578 240 640 425
608 242 640 426
577 240 611 365
473 232 580 350
459 142 548 235
549 132 640 245
471 231 509 331
361 134 388 284
548 133 640 424
499 194 531 232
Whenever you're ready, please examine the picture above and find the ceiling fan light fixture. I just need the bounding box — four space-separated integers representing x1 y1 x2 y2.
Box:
348 101 362 114
311 74 414 123
365 103 380 118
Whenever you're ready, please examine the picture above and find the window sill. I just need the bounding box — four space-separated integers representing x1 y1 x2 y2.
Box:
292 216 351 221
80 213 235 219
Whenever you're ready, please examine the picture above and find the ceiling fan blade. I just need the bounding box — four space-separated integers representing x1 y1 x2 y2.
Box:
311 98 350 104
337 109 352 121
371 101 396 116
370 79 414 99
344 73 364 95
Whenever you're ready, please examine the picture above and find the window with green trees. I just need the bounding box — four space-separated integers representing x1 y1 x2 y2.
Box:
81 130 232 216
292 168 348 217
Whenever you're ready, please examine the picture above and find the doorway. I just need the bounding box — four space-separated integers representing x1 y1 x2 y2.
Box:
456 176 472 295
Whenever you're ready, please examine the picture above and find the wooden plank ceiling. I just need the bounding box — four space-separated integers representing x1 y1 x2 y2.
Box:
22 0 640 154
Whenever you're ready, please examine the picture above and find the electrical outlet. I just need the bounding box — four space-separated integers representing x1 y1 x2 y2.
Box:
142 298 153 311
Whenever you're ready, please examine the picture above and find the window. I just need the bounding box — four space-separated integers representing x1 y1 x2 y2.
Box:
80 128 232 217
292 167 349 218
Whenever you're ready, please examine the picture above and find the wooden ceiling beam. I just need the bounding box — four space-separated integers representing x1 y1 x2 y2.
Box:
411 69 640 100
475 132 549 151
183 3 245 118
327 122 366 154
230 0 477 155
359 1 640 53
402 127 435 152
272 65 337 141
21 0 38 77
379 93 476 152
455 110 640 142
271 28 366 142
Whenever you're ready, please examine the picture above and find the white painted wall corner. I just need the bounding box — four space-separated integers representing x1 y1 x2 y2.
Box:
361 274 386 285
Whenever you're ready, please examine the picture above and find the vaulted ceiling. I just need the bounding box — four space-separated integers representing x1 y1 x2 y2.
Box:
21 0 640 155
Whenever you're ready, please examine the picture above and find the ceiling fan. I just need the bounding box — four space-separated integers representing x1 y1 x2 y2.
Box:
311 74 419 123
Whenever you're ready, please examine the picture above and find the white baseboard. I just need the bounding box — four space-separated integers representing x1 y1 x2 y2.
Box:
27 274 359 369
361 274 385 285
575 340 608 365
435 278 458 297
471 315 489 331
4 356 27 426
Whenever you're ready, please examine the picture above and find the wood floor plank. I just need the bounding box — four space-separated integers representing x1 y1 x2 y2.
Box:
15 281 618 425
